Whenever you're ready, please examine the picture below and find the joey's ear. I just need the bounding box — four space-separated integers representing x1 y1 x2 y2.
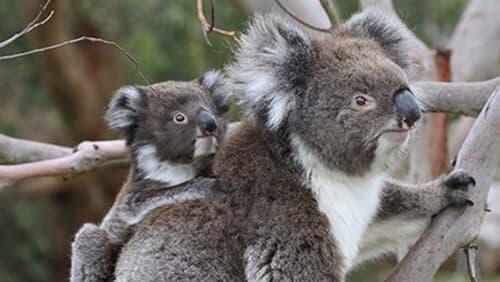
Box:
105 86 145 142
344 9 413 75
226 14 313 130
198 70 231 114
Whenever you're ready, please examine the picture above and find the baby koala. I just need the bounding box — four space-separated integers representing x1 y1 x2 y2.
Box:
70 71 229 282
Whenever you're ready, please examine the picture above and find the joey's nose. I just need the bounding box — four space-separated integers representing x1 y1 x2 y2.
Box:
197 110 218 135
393 88 421 128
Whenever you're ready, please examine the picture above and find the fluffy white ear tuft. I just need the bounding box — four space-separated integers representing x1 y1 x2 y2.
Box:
344 9 414 76
199 69 232 114
105 86 144 134
226 14 312 130
199 69 223 90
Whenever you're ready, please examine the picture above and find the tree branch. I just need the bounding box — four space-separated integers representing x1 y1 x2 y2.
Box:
0 36 150 85
318 0 342 26
386 86 500 281
197 0 240 46
464 244 479 282
0 140 127 190
0 133 71 163
413 76 500 117
0 122 243 190
275 0 331 32
0 0 53 49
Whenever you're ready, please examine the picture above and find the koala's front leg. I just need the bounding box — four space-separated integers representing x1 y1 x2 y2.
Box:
70 223 115 282
355 170 475 266
377 169 475 219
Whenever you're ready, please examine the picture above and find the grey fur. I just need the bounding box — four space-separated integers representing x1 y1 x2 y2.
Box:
342 8 414 75
109 12 471 282
70 223 115 282
70 74 229 282
356 169 475 265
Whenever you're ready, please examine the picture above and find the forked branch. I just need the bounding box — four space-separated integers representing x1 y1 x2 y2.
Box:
386 87 500 281
197 0 240 45
0 140 128 190
0 123 243 190
0 36 150 85
0 0 53 49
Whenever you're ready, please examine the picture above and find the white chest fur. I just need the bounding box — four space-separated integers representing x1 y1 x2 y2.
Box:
291 136 383 271
310 171 382 270
135 145 195 186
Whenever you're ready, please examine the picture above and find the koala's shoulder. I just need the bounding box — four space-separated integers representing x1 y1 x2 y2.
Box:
214 121 268 181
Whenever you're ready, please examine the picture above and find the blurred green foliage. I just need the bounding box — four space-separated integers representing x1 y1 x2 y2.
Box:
78 0 245 83
0 0 485 281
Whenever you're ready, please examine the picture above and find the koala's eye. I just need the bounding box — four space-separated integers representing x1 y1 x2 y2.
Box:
173 112 188 124
351 94 376 111
355 96 367 106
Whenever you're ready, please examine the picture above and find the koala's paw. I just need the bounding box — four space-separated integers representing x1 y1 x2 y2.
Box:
73 223 110 254
443 170 475 207
71 223 114 282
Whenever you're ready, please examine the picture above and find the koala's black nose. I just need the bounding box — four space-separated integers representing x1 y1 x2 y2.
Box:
393 88 421 128
197 110 218 135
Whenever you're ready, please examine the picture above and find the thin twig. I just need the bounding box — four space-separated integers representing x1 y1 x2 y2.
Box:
0 0 53 49
0 36 150 85
208 0 215 34
464 244 479 282
197 0 240 46
275 0 332 32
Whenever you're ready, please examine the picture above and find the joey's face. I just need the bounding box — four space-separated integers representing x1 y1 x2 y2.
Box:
106 71 229 167
291 39 420 174
135 82 225 164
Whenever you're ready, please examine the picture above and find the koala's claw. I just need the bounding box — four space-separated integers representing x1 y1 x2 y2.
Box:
443 170 476 207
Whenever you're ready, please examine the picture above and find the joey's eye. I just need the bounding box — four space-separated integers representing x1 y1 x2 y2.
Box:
173 112 188 124
355 96 367 106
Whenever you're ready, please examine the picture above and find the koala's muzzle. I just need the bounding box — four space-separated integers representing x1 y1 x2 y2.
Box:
197 110 218 136
393 89 421 129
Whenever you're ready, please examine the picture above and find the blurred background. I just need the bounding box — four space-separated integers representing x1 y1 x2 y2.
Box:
0 0 498 281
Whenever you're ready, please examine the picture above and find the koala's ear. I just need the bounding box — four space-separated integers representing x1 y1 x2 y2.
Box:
344 9 413 74
198 70 231 114
105 86 145 141
226 14 313 130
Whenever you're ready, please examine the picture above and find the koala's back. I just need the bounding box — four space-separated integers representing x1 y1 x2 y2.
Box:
114 199 243 281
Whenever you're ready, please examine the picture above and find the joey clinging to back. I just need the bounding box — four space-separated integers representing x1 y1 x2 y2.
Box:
70 72 230 282
111 12 472 282
106 70 229 185
228 11 421 176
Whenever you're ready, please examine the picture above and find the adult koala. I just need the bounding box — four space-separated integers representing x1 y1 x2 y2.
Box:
114 10 474 281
